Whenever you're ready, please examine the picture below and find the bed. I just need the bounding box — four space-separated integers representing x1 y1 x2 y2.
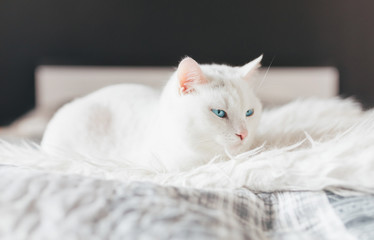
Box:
1 66 373 240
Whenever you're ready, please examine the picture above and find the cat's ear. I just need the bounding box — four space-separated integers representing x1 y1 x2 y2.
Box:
240 55 263 81
177 57 207 95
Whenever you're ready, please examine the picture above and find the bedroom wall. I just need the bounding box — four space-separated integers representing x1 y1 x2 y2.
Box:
1 0 374 125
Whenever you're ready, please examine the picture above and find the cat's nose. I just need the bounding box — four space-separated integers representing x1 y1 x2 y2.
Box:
235 129 248 141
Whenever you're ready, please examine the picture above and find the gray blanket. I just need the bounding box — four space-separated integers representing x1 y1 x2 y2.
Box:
0 165 373 240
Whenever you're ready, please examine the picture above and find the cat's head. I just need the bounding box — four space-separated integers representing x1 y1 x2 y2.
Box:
162 56 263 156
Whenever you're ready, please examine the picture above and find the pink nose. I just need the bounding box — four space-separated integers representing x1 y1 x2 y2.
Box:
235 130 248 141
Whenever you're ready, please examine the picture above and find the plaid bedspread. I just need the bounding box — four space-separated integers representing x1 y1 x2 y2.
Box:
0 165 373 240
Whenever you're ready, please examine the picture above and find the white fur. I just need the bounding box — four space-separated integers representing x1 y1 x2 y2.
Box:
1 57 374 193
1 98 374 193
42 57 263 171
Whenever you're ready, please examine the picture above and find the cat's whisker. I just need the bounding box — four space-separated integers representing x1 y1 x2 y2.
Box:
236 142 266 159
224 147 236 160
257 55 275 91
206 155 222 165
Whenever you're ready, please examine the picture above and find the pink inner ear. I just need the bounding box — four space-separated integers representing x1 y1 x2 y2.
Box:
177 57 206 94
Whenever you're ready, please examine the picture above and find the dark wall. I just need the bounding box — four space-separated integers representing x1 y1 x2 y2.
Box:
1 0 374 125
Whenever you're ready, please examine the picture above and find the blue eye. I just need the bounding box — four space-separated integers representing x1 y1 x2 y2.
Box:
246 109 254 117
211 109 226 118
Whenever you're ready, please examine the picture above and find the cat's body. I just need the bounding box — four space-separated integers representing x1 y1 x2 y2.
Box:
42 84 159 163
42 56 263 171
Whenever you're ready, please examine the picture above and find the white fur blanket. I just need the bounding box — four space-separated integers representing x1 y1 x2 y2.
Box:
1 97 374 193
1 97 374 239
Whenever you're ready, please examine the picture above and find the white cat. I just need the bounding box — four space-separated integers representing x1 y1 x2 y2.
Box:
42 56 263 171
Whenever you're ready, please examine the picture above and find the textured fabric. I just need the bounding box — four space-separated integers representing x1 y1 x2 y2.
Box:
2 98 374 193
0 165 373 240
